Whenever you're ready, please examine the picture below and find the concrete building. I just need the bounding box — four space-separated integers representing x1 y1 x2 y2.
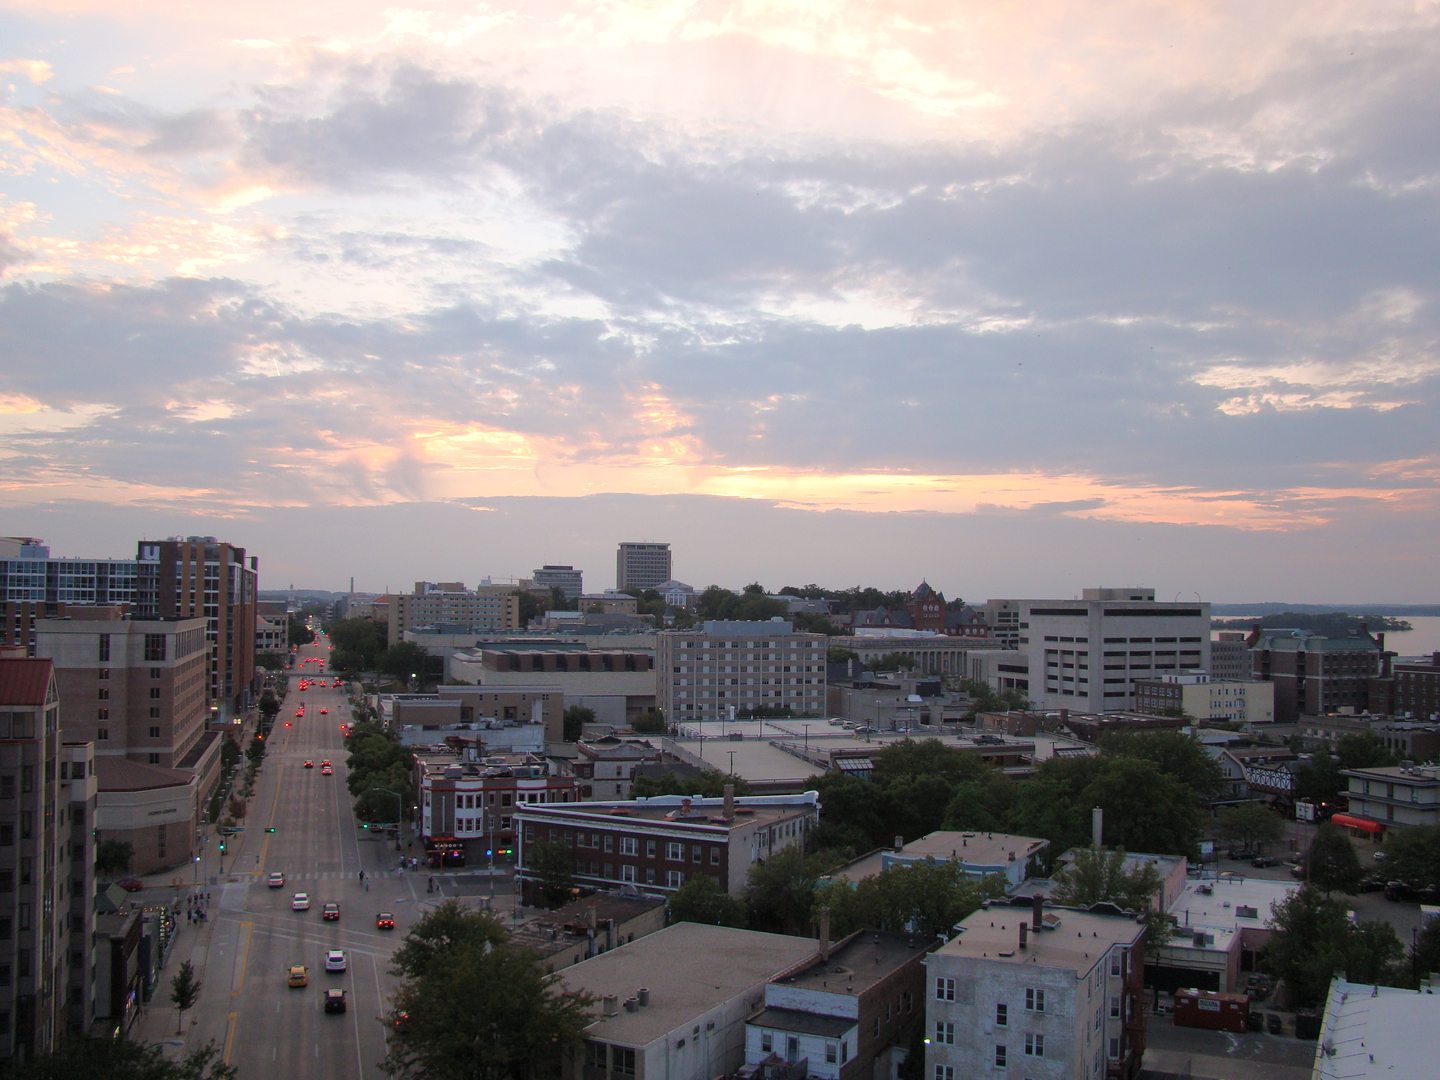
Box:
1338 765 1440 838
658 580 699 609
378 686 564 742
616 542 672 593
0 653 68 1060
1209 633 1251 681
391 582 521 637
847 633 993 677
657 621 826 721
447 648 657 726
1249 627 1384 724
416 751 579 866
1394 652 1440 720
1133 674 1275 723
510 893 667 972
255 601 288 657
926 902 1148 1080
569 738 664 800
93 758 197 875
1147 876 1297 994
744 929 931 1080
966 649 1032 695
558 922 818 1080
579 592 640 616
515 791 819 896
61 743 96 1035
533 565 584 602
827 831 1048 892
1312 975 1440 1080
983 599 1024 650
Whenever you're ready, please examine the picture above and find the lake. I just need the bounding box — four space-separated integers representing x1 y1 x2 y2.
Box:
1213 614 1440 658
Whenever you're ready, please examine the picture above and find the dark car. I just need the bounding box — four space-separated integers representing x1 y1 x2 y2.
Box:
324 988 347 1014
1251 855 1280 868
376 912 395 930
322 903 340 921
115 878 144 892
1228 849 1256 861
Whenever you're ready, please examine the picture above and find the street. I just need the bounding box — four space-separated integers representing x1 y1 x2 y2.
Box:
136 640 515 1079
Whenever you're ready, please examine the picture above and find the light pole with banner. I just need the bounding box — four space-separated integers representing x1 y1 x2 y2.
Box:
375 788 404 851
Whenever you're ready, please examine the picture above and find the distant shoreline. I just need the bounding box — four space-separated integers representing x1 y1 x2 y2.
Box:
1211 603 1440 617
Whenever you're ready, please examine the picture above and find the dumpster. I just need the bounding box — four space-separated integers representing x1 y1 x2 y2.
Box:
1173 989 1250 1034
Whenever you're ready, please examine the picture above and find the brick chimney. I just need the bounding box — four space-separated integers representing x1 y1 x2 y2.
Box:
723 784 735 820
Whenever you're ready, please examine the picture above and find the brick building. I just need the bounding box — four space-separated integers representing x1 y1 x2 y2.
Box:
1133 674 1274 724
1248 627 1383 723
417 752 579 866
61 743 96 1035
515 790 819 896
1395 653 1440 721
657 621 826 721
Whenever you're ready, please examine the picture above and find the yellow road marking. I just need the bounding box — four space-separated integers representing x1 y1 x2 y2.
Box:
223 1012 238 1065
231 922 254 997
257 738 287 870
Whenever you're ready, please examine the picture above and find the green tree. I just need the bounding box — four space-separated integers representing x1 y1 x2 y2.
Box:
813 858 1000 940
170 960 201 1035
0 1036 235 1080
383 906 594 1080
746 846 849 935
630 709 667 733
1262 886 1403 1008
871 739 989 787
390 900 508 981
327 617 386 670
1099 730 1225 799
1215 803 1287 852
1335 732 1400 771
1306 822 1363 894
258 691 280 726
526 838 575 907
287 615 315 648
669 874 748 928
1294 746 1345 807
379 640 431 682
95 839 134 878
940 774 1015 833
1051 846 1163 913
562 706 594 742
1381 825 1440 889
1078 757 1205 857
873 651 917 672
827 646 860 665
513 589 542 628
631 771 749 799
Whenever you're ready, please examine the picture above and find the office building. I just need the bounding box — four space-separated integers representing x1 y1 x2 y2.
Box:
1337 765 1440 837
1133 674 1274 723
0 652 68 1060
532 565 583 602
1249 627 1382 723
1209 633 1251 681
990 588 1210 713
657 621 826 721
926 901 1148 1080
616 543 671 593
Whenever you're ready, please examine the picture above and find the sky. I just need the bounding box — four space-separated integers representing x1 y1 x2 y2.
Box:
2 1 1438 600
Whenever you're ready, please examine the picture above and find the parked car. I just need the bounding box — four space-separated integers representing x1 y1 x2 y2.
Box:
1227 849 1256 861
1251 855 1279 868
115 878 145 892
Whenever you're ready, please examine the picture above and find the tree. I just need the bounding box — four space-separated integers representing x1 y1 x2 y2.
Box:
940 774 1015 833
1335 732 1400 771
746 846 849 935
1099 730 1225 799
630 710 667 733
0 1036 236 1080
246 732 266 764
1306 822 1363 894
631 771 749 799
379 641 431 682
390 899 507 981
873 652 917 672
827 646 859 665
526 839 575 907
95 839 134 878
170 960 201 1035
1294 746 1345 807
1051 846 1163 913
227 796 246 821
1262 886 1403 1008
258 691 280 724
670 874 748 928
1215 803 1287 852
513 589 542 628
327 617 386 671
562 706 594 742
1077 757 1205 857
812 858 1001 940
1380 825 1440 889
287 615 314 648
383 906 594 1080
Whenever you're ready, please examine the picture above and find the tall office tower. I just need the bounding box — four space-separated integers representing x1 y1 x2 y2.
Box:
615 542 671 592
531 565 583 602
0 652 68 1059
134 538 258 718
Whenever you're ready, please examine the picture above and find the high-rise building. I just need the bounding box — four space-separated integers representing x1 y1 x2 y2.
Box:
657 621 827 721
615 542 671 593
61 742 96 1036
531 565 583 602
0 652 69 1059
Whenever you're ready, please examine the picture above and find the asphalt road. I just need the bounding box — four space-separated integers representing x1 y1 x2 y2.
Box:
142 640 516 1079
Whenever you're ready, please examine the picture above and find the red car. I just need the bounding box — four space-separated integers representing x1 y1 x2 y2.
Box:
319 708 328 714
303 761 314 769
116 877 144 892
376 912 395 930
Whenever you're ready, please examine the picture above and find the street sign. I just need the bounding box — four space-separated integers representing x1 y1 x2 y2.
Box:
220 826 246 834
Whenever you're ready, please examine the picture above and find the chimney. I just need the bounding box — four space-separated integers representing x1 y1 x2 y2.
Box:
894 835 904 853
587 901 597 930
602 994 619 1016
1032 894 1043 932
723 784 735 820
1091 807 1103 848
624 997 639 1013
680 797 692 818
638 987 650 1007
1019 921 1028 949
819 907 831 961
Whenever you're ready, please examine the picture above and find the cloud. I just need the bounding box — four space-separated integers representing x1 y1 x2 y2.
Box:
0 59 53 84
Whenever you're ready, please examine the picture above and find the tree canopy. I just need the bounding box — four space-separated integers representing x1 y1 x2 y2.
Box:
1215 803 1287 852
812 858 1003 940
669 874 748 928
0 1037 235 1080
1261 886 1403 1008
1305 822 1363 894
1050 846 1163 913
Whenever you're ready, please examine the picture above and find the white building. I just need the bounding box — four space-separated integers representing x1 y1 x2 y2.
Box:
657 621 826 721
1312 975 1440 1080
926 902 1148 1080
1134 673 1274 724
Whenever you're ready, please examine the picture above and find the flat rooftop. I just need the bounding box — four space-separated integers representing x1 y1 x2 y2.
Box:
937 905 1145 976
519 795 815 830
557 923 818 1048
510 894 665 958
1314 976 1440 1080
778 930 931 995
1168 875 1296 932
831 831 1047 884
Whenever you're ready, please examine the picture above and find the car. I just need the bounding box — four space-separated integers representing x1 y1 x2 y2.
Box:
376 912 395 930
288 965 308 988
1251 855 1280 868
319 708 328 714
321 765 332 775
1227 849 1256 861
322 902 340 921
292 892 310 910
268 872 285 888
324 988 347 1014
1290 863 1306 878
303 760 314 769
320 760 331 767
325 949 347 972
115 877 145 892
294 709 304 717
1374 850 1390 860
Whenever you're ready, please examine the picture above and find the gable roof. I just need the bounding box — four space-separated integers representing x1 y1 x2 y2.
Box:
0 659 54 707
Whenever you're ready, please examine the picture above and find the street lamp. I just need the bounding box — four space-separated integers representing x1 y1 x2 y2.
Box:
375 788 404 852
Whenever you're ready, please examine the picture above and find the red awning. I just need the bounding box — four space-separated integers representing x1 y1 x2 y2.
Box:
1330 813 1384 834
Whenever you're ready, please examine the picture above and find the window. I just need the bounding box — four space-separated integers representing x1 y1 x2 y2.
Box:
16 905 29 932
149 726 161 739
934 1068 954 1080
620 836 637 856
0 872 9 893
710 847 720 865
19 812 31 839
826 1042 838 1064
994 1045 1007 1068
995 1003 1008 1027
762 1033 773 1053
1109 1037 1120 1060
621 864 635 882
0 824 10 847
96 727 108 740
98 635 110 662
1111 951 1123 976
149 686 161 699
935 1021 954 1044
666 842 684 861
0 777 10 800
149 753 161 765
584 1042 606 1070
1110 995 1121 1019
935 977 955 1001
1025 1033 1044 1057
1025 987 1045 1012
645 868 655 884
692 845 702 863
611 1047 636 1076
97 687 109 701
666 870 683 888
646 839 656 857
144 634 167 662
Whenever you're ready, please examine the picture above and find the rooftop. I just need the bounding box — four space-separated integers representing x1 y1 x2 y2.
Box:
1342 765 1440 783
509 893 666 958
94 756 195 791
556 923 818 1048
516 793 817 830
830 830 1047 885
777 930 931 996
1167 875 1297 935
748 1006 854 1039
1314 976 1440 1080
0 658 53 707
937 905 1146 975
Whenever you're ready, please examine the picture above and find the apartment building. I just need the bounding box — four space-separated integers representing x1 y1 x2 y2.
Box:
391 582 521 637
926 900 1148 1080
416 752 579 866
532 565 583 601
515 791 819 896
1339 765 1440 836
657 621 826 721
255 601 288 656
0 653 68 1061
616 543 671 592
1133 674 1274 724
61 743 96 1035
1249 627 1382 723
579 592 639 616
994 588 1210 713
1395 653 1440 720
568 737 664 800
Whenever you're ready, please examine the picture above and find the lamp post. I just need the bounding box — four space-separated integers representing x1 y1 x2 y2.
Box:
376 788 404 851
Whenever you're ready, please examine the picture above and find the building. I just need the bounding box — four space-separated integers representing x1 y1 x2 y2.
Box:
557 922 819 1080
983 599 1024 650
579 592 640 616
926 901 1148 1080
447 648 657 725
255 601 288 657
744 927 931 1080
533 565 584 602
846 632 997 679
827 831 1048 892
93 758 197 875
1394 652 1440 720
1209 633 1251 681
379 686 565 742
1337 765 1440 838
133 537 258 717
616 543 672 593
658 621 826 722
91 906 142 1037
391 582 521 637
416 751 579 866
509 893 667 972
515 791 820 896
1295 714 1440 762
61 743 96 1035
569 737 664 800
0 653 68 1060
1133 674 1274 724
1249 627 1383 724
1013 850 1188 917
1147 876 1297 994
658 580 698 609
1312 975 1440 1080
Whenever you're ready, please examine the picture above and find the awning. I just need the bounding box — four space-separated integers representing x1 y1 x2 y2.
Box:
1330 813 1384 834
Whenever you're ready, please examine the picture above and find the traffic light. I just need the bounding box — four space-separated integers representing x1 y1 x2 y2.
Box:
218 839 226 854
361 822 369 830
265 827 276 833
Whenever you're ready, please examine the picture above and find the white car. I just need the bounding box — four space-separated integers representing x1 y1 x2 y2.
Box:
292 892 310 910
325 949 347 973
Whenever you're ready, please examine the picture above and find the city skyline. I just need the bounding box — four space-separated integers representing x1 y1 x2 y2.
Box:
3 2 1439 597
